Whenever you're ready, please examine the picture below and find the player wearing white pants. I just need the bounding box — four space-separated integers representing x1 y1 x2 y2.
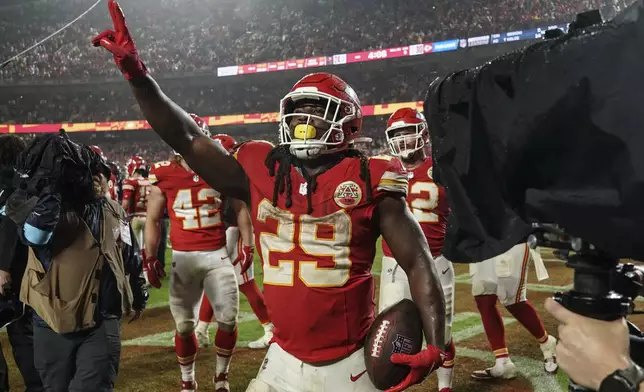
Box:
469 243 557 380
131 215 146 249
146 147 241 392
246 343 377 392
469 243 533 305
170 248 239 339
379 255 455 346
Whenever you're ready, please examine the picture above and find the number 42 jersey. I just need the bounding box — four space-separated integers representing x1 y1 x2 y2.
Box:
149 160 226 252
235 141 409 363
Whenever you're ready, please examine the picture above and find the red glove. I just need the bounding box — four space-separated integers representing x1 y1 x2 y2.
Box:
141 249 165 289
385 345 445 392
233 244 254 275
91 0 148 80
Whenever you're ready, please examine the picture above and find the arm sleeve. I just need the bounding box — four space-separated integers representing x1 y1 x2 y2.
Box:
19 193 62 247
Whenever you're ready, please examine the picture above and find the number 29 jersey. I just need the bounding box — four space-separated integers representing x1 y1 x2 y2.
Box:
382 157 449 258
235 141 409 363
149 160 226 252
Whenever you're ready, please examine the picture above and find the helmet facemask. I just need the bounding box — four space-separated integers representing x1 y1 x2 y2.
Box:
386 123 428 160
279 90 358 160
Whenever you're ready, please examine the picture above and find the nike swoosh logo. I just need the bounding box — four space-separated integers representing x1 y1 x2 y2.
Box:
442 268 449 275
350 370 367 382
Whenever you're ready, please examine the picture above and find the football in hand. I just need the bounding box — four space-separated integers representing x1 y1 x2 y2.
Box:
364 299 423 390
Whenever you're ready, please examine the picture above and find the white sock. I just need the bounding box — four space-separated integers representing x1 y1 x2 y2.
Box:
180 362 195 382
215 354 231 376
437 366 453 390
263 322 274 334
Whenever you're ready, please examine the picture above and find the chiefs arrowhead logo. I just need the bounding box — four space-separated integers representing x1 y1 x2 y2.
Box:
334 181 362 208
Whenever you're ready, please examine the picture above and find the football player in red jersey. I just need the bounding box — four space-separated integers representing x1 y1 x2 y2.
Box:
94 6 446 391
144 117 240 392
89 145 119 200
379 108 456 392
122 155 151 248
195 134 274 350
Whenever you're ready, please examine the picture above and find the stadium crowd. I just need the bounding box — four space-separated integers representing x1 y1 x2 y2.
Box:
0 0 614 83
0 65 432 124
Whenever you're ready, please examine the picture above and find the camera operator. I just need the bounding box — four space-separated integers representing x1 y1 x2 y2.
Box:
0 135 44 392
3 137 148 392
545 298 644 391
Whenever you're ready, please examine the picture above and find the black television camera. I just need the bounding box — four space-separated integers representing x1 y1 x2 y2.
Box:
529 223 644 391
426 2 644 391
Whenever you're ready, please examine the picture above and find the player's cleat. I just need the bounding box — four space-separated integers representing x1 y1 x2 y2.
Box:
180 380 197 392
540 335 558 374
439 388 453 392
214 372 229 392
195 326 210 348
471 358 518 380
248 329 273 349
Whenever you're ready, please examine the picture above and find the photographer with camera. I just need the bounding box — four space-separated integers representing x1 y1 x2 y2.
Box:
0 134 44 392
2 133 148 392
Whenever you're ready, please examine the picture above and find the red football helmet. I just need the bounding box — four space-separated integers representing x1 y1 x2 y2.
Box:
89 145 106 160
279 73 362 159
385 108 429 159
189 113 211 137
212 134 237 153
127 155 146 177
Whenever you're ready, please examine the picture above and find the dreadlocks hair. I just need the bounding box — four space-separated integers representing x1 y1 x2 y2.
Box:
264 145 373 214
0 134 26 170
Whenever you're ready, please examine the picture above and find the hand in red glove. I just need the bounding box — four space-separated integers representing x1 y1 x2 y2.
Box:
233 244 254 275
141 249 165 289
385 345 445 392
91 0 148 80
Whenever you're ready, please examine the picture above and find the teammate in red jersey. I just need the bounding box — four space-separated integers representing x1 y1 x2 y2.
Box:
379 108 456 392
95 7 446 391
144 117 239 392
122 155 151 248
195 134 274 350
89 145 119 200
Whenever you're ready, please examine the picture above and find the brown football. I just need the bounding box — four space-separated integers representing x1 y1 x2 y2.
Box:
364 299 423 390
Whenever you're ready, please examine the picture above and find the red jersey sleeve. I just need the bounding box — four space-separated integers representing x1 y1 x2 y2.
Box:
121 179 136 201
368 155 409 200
234 140 275 173
148 160 172 187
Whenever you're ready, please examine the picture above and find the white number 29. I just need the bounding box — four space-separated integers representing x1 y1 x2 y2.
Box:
173 188 222 230
409 181 440 223
256 200 352 288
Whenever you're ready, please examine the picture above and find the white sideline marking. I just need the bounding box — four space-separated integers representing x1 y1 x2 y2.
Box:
122 311 257 347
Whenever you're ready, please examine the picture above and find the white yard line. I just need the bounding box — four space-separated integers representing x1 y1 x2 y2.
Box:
122 311 258 347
